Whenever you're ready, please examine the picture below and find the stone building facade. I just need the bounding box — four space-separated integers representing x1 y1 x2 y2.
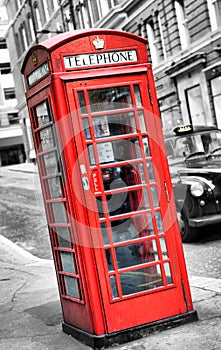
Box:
0 4 24 165
2 0 221 160
120 0 221 133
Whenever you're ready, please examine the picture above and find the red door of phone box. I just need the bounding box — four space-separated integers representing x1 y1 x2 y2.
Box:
21 29 197 349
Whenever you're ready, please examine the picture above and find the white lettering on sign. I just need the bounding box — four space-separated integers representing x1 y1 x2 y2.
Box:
27 62 49 86
64 50 137 69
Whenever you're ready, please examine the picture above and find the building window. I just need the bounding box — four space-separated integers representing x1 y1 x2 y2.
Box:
0 63 11 74
0 39 7 49
174 0 190 50
15 33 21 57
21 24 28 49
158 12 167 60
19 24 28 51
145 20 159 67
34 3 42 30
211 77 221 128
185 85 205 124
42 0 50 22
207 0 221 30
15 0 22 11
8 113 19 125
52 0 59 11
28 13 35 42
76 0 90 28
64 9 72 31
88 0 112 25
4 88 16 100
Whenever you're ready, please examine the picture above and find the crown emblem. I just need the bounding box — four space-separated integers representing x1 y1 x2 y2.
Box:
92 36 104 50
32 54 37 66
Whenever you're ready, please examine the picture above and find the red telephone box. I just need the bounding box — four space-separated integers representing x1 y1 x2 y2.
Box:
21 29 197 348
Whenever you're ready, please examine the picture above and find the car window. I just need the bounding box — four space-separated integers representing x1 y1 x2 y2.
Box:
165 129 221 165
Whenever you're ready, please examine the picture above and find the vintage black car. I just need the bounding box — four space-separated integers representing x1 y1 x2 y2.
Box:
164 125 221 242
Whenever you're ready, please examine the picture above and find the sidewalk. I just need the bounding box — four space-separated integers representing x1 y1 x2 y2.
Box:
0 163 221 349
1 232 221 350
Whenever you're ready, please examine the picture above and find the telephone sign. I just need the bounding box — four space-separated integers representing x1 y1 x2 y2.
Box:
21 29 197 348
64 49 138 68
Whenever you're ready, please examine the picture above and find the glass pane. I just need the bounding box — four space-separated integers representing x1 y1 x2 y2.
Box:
111 138 141 162
211 77 221 95
92 112 136 138
93 116 110 137
138 110 146 132
53 227 70 248
110 214 154 243
88 145 96 165
78 91 87 114
101 223 109 245
51 202 67 223
160 237 168 259
42 151 59 175
155 211 164 233
60 252 75 273
96 196 105 218
185 85 205 124
147 161 155 182
46 176 63 198
39 127 55 151
106 249 113 271
35 100 52 126
102 163 146 191
142 188 150 209
142 136 150 157
88 86 132 112
116 239 158 269
82 118 91 139
110 276 118 298
164 262 173 284
151 186 159 207
64 276 80 299
134 85 142 106
88 138 141 165
106 187 149 217
213 96 221 129
120 265 163 295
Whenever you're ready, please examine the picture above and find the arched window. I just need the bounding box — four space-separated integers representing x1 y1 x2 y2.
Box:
146 21 159 67
87 0 112 25
207 0 221 31
15 33 21 57
15 0 22 11
28 13 35 43
34 3 42 31
19 23 28 51
42 0 50 22
174 0 190 50
76 0 90 29
52 0 59 11
158 12 167 60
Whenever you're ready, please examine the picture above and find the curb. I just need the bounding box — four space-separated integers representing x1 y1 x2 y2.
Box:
0 232 51 265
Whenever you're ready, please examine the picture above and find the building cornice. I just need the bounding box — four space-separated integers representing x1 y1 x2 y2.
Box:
154 30 221 75
164 52 207 77
121 0 156 27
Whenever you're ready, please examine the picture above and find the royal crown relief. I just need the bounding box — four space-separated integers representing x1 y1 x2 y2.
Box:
92 36 105 50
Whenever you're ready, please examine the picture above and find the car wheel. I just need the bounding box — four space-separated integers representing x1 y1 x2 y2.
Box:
180 215 200 243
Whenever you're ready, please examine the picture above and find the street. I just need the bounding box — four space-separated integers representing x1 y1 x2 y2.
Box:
0 164 221 279
0 164 51 259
